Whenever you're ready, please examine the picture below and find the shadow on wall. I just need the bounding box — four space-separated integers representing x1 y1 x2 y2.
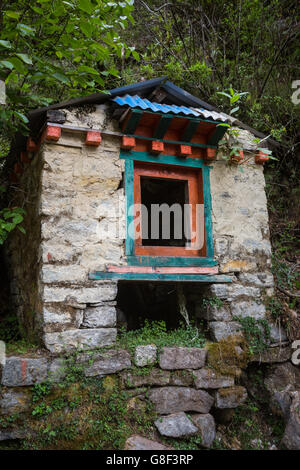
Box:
116 281 207 331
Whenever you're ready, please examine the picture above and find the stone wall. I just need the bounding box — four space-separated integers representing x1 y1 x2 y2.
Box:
6 104 284 351
0 344 298 449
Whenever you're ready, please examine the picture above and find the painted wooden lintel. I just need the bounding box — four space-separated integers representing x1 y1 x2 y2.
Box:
89 272 232 283
120 150 212 169
127 256 217 267
106 265 218 274
125 133 217 149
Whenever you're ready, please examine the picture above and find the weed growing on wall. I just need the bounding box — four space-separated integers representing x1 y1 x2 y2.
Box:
117 319 206 355
234 316 270 355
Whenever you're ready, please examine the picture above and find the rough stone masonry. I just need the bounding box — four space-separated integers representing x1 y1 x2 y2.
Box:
5 104 283 352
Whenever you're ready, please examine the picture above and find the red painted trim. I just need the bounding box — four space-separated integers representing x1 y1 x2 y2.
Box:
133 162 206 257
178 144 192 157
106 265 218 274
45 125 61 142
151 140 164 154
121 136 136 150
255 150 269 164
85 131 102 146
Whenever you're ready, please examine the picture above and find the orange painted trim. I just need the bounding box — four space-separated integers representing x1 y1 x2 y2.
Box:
255 150 269 164
151 140 164 154
133 161 206 257
121 136 136 150
26 137 39 152
85 131 102 146
45 125 61 142
178 144 192 157
106 265 218 274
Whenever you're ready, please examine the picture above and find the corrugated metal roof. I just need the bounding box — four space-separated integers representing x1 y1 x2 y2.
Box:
112 94 227 122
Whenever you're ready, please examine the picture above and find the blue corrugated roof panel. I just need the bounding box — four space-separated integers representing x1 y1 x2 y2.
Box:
112 95 227 122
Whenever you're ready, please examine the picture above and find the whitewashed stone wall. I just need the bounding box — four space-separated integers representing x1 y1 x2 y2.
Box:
7 106 281 351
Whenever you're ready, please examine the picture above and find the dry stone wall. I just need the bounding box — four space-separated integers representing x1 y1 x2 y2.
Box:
0 344 298 449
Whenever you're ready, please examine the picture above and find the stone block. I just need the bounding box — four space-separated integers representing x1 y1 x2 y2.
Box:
159 347 207 370
191 413 216 448
193 368 235 389
209 321 242 341
42 265 87 283
82 305 116 328
1 357 48 386
155 412 198 438
134 345 157 367
231 300 266 320
215 386 247 408
125 435 173 450
43 284 117 304
238 272 274 287
44 328 117 353
0 390 30 414
148 387 214 415
79 349 131 377
121 369 170 388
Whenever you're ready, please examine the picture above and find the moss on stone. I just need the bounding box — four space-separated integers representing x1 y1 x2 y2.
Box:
207 335 250 377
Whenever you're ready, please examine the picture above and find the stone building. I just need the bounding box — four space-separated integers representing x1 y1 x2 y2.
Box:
5 77 284 353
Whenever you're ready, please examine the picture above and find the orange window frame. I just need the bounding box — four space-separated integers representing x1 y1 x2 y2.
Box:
133 162 206 257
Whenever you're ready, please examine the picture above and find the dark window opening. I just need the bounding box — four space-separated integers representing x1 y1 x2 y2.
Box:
140 177 189 247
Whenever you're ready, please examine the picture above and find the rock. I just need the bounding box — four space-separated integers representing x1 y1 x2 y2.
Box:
238 272 274 287
134 345 157 367
269 324 288 343
155 412 198 438
208 284 228 299
43 283 117 304
44 328 117 353
0 390 30 414
82 305 116 328
282 392 300 450
159 347 207 370
227 285 260 300
148 387 214 415
79 349 131 377
198 304 232 322
48 358 67 383
231 300 266 320
264 363 296 395
215 386 247 409
209 321 242 341
250 345 292 363
1 357 48 386
0 429 26 441
121 369 170 388
193 368 234 389
125 435 174 450
170 370 194 387
191 413 216 448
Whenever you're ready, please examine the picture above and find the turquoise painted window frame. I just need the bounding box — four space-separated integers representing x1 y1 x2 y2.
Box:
122 150 216 267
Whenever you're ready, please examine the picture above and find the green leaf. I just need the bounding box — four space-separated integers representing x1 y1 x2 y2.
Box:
0 60 15 70
15 111 29 123
51 72 70 84
17 226 26 234
16 23 35 36
4 10 21 19
16 53 33 65
78 0 93 14
0 40 12 49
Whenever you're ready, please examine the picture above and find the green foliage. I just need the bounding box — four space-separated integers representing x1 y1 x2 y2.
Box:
117 319 206 354
0 0 136 140
202 296 224 309
234 316 270 355
0 206 26 245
